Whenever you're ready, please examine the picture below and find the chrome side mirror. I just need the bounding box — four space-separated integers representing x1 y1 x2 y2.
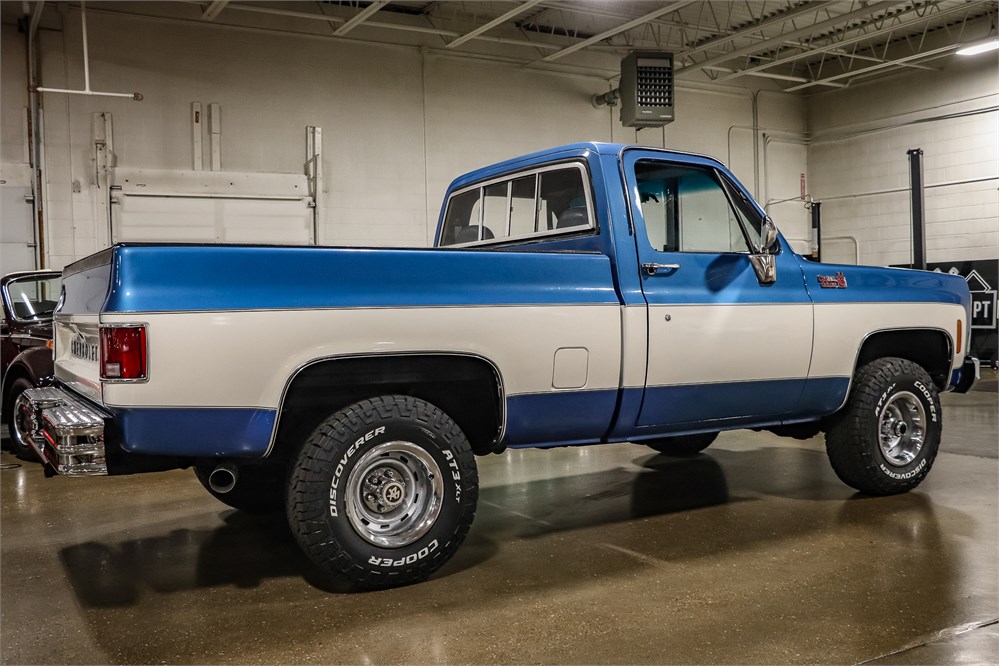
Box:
749 217 779 285
758 217 779 254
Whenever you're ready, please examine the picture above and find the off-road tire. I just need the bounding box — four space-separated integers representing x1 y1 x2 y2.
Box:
826 357 942 495
194 462 286 514
644 432 718 456
5 378 39 460
287 395 478 590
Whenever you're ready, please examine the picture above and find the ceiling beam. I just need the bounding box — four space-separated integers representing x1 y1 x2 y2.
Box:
201 0 228 21
676 0 902 76
446 0 545 49
715 2 969 83
540 0 696 62
784 43 959 92
222 2 579 51
679 1 834 61
333 1 387 37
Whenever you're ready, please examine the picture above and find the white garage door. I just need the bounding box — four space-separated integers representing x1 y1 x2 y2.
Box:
110 168 315 245
1 163 37 272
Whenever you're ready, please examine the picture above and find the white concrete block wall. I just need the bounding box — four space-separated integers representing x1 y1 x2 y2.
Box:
808 58 999 267
2 8 806 269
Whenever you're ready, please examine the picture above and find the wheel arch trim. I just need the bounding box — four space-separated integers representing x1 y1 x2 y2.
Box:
834 326 954 414
263 351 507 458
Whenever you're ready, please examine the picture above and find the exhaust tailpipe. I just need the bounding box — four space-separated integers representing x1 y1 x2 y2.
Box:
208 464 238 494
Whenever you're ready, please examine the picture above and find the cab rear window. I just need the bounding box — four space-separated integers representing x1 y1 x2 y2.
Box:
439 163 594 247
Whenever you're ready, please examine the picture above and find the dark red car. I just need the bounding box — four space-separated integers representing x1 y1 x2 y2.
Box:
1 270 61 458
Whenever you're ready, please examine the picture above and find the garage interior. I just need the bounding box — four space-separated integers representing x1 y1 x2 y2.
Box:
1 1 997 664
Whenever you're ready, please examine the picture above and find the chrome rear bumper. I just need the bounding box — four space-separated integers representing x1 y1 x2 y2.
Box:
16 387 110 476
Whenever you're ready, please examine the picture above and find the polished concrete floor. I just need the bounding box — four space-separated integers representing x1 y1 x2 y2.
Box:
1 379 996 665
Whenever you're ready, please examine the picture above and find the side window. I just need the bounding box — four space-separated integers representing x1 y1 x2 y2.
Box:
440 189 480 246
481 182 509 242
635 160 754 254
721 175 766 250
439 164 593 246
539 168 589 231
509 175 537 236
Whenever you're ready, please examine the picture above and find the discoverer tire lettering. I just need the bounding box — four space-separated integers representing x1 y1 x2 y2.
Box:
287 395 478 590
825 357 942 495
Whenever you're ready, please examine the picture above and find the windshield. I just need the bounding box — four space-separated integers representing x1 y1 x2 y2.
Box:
4 274 62 322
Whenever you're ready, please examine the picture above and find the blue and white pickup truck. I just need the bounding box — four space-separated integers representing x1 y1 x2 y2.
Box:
15 142 979 589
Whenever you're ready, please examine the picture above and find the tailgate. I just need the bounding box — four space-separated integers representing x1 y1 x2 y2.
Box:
53 249 114 404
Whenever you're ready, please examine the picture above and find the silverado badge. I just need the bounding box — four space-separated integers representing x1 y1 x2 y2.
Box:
817 272 848 289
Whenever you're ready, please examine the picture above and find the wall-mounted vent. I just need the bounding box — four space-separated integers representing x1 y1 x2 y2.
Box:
620 51 675 129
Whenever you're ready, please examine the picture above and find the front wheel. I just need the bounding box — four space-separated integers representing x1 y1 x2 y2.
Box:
287 395 478 590
825 357 942 495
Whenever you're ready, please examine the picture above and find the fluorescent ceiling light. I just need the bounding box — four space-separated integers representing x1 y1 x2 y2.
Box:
956 39 999 56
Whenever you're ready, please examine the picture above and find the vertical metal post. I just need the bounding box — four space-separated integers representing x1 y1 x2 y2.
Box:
810 201 822 262
81 1 91 93
907 148 926 270
26 2 45 268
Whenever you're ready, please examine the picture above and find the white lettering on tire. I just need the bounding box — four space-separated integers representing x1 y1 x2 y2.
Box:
443 449 461 503
367 539 439 567
879 458 927 480
913 381 938 423
329 426 386 517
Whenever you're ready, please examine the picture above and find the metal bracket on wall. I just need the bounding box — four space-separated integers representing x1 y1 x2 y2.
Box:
192 103 204 171
209 104 222 171
306 126 323 245
93 112 114 249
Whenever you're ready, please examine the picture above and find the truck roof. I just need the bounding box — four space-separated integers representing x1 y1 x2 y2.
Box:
449 142 724 191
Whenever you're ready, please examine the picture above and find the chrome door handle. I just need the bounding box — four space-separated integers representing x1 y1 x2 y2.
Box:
641 262 680 276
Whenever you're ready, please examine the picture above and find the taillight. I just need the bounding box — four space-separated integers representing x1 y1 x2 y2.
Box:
100 326 147 381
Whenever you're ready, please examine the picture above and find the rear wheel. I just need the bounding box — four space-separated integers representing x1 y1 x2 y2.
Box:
825 357 941 495
287 395 478 590
644 432 718 456
6 378 39 460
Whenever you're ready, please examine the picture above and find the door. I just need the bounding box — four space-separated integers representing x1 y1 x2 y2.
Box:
1 185 35 272
622 150 813 430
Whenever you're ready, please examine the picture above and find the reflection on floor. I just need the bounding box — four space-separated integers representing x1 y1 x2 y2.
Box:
1 384 996 664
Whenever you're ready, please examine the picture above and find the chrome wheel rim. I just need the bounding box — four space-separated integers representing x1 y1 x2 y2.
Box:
878 391 925 467
11 394 36 453
344 441 443 548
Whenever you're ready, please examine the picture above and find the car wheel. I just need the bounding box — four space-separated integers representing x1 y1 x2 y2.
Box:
287 395 478 590
6 378 39 460
825 357 941 495
644 432 718 456
194 461 286 514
